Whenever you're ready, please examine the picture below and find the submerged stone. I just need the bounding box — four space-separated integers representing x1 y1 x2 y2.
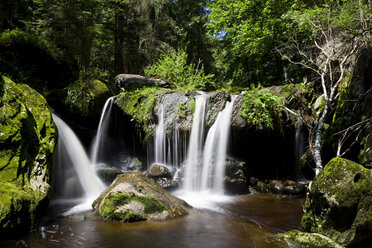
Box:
93 172 190 222
277 230 343 248
301 157 372 247
0 76 55 235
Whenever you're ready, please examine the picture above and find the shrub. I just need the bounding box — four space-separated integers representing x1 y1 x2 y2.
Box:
240 85 283 129
144 49 214 91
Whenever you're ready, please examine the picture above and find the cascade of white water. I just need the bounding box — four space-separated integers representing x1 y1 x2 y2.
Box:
154 105 166 164
201 96 237 193
184 94 208 191
90 97 114 165
53 114 105 200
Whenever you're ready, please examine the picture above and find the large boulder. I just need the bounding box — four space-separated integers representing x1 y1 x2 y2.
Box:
0 76 56 235
48 79 113 124
114 74 169 92
301 157 372 247
93 172 190 222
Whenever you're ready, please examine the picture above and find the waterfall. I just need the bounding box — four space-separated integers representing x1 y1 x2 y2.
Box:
183 95 236 194
154 105 166 164
52 114 105 214
184 94 208 191
152 104 188 173
90 97 114 165
201 95 237 193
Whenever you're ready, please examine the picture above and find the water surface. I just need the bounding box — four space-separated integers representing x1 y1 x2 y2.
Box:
1 194 303 248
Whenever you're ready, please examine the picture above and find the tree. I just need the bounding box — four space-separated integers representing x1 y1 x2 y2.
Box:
207 0 296 86
278 0 371 175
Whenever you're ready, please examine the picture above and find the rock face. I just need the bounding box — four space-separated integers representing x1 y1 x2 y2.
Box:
48 79 112 124
359 126 372 168
301 157 372 247
114 74 169 92
93 172 190 222
0 76 56 235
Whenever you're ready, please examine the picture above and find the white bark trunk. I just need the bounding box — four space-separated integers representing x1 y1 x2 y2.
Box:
314 101 329 175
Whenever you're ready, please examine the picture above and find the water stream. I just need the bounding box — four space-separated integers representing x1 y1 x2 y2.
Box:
52 114 105 215
90 97 115 166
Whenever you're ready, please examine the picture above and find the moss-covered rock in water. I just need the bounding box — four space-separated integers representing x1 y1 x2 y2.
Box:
93 172 191 222
277 230 343 248
301 157 372 247
0 76 55 235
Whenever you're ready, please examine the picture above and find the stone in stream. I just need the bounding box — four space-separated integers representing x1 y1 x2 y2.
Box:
93 172 191 222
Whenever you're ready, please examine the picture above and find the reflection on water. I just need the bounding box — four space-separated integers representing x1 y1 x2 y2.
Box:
1 194 304 248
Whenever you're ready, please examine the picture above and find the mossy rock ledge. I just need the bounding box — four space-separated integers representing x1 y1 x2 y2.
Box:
92 172 191 222
299 157 372 247
0 76 56 235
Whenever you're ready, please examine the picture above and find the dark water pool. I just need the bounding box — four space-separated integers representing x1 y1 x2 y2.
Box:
1 194 304 248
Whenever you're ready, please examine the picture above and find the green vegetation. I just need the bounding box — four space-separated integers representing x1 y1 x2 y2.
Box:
240 85 283 129
145 49 214 91
116 87 158 136
277 230 343 248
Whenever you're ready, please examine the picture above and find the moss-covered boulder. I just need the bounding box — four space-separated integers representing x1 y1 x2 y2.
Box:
277 230 343 248
48 79 112 124
301 157 372 247
93 172 190 222
0 76 56 235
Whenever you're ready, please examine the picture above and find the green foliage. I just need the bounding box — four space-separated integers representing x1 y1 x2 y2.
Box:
189 98 195 113
116 87 158 135
145 49 214 91
0 29 76 93
240 85 283 129
65 81 94 117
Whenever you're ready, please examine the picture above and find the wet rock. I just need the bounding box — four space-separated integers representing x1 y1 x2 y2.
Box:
302 157 372 247
0 76 56 235
66 214 86 222
152 178 179 190
93 172 191 222
224 157 248 194
250 178 306 195
269 180 284 193
96 165 122 184
147 164 172 179
359 125 372 168
114 74 169 92
277 230 343 248
119 156 143 171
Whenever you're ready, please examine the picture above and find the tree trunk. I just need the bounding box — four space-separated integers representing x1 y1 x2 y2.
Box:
114 12 124 75
313 101 329 175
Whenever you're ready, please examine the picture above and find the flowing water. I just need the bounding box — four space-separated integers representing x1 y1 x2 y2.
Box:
52 114 105 215
90 97 114 166
184 94 208 191
154 105 167 164
1 194 304 248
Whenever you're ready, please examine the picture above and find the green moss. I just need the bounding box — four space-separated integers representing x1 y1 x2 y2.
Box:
189 98 195 113
301 157 372 246
240 85 283 129
99 192 167 221
115 87 158 138
0 76 55 235
277 230 343 248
